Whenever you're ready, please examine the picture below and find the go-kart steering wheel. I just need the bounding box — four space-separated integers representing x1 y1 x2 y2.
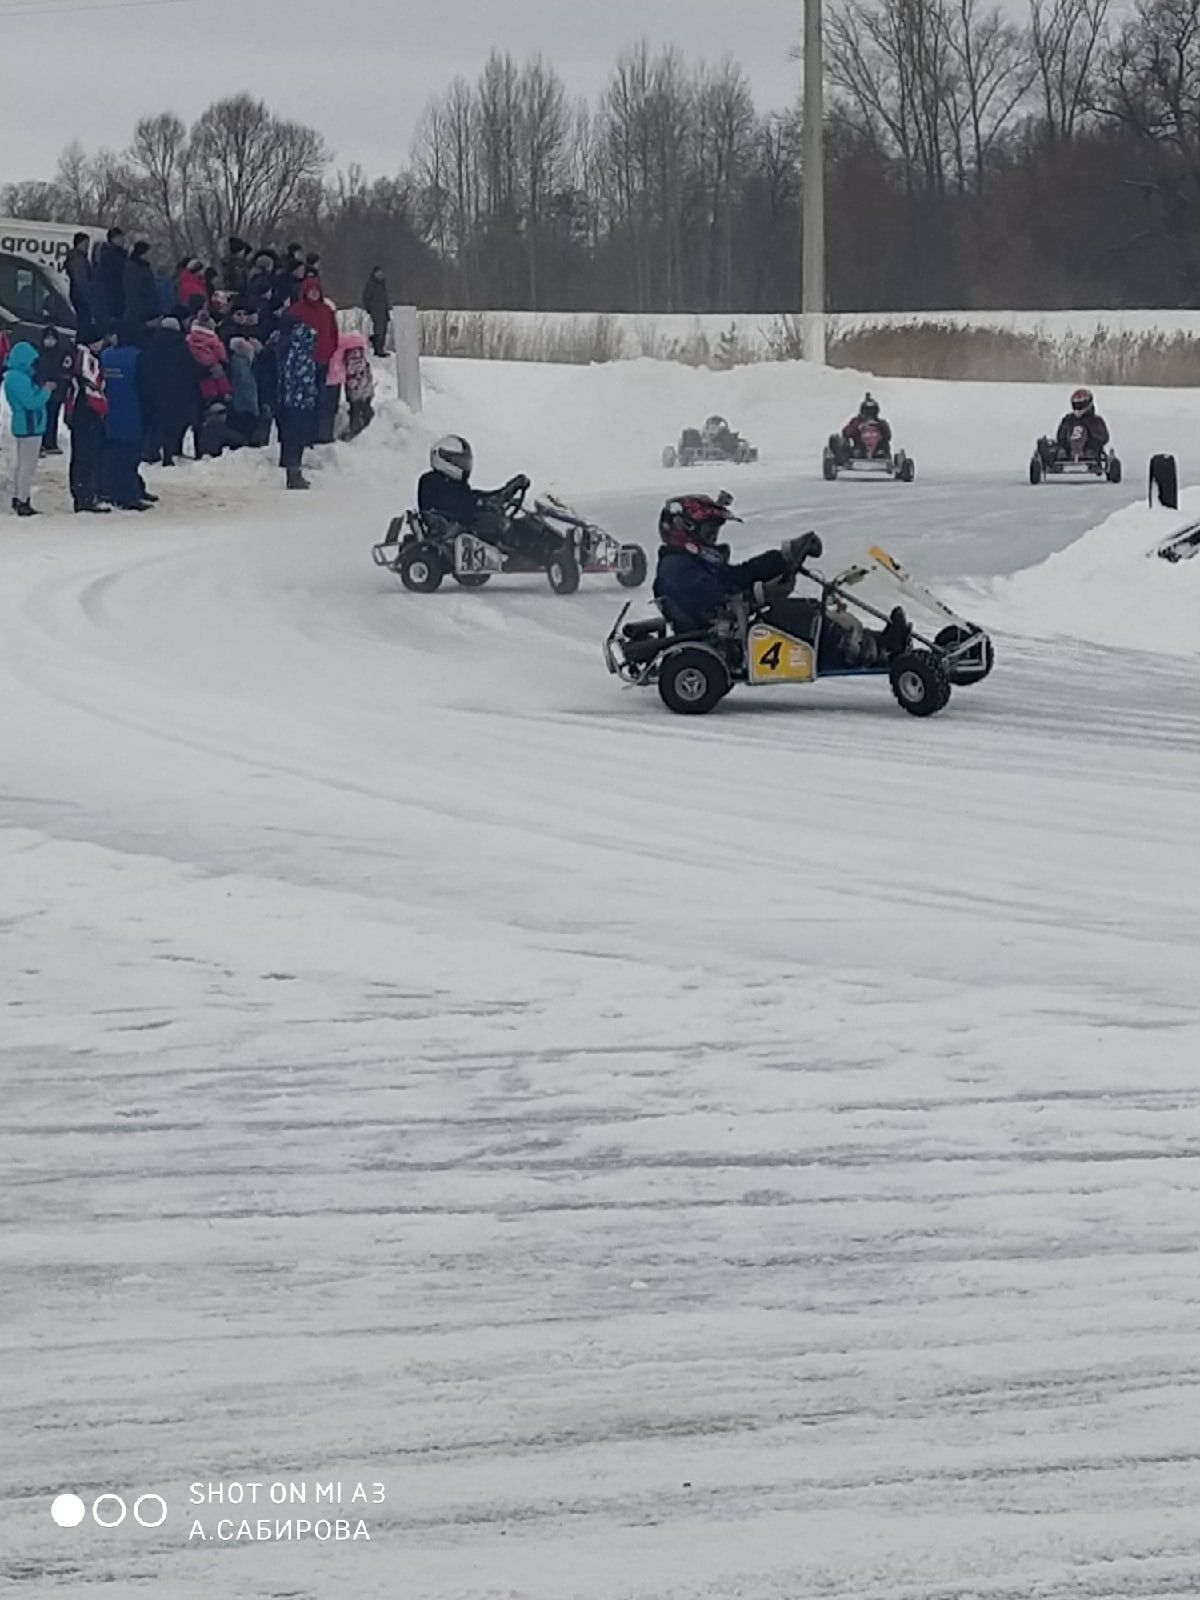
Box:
497 475 530 512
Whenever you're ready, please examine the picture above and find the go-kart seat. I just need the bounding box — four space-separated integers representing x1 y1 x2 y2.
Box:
414 509 458 541
623 617 668 641
656 595 705 633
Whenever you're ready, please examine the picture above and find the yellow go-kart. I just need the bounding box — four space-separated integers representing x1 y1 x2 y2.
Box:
604 537 993 717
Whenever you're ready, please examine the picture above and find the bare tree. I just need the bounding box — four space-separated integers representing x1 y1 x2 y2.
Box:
187 94 329 254
1028 0 1110 141
1097 0 1200 295
129 113 192 256
947 0 1034 190
519 57 570 307
694 59 757 302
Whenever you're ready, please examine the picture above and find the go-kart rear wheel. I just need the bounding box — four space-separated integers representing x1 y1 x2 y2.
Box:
617 544 648 589
662 445 678 468
399 542 446 593
658 646 731 715
897 453 915 483
889 651 951 717
453 572 491 589
935 624 995 685
1106 454 1123 484
546 544 581 595
1029 454 1043 485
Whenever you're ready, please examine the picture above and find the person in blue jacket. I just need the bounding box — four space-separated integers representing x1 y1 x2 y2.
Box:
3 342 52 516
100 326 154 510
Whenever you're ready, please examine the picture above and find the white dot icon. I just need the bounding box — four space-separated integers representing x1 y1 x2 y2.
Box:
51 1494 86 1529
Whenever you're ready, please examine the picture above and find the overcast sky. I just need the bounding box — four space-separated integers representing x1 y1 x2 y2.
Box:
0 0 801 192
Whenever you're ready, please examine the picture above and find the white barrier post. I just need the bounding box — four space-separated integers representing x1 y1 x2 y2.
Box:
391 305 423 413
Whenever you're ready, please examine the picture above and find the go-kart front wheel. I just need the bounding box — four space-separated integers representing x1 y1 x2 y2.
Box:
662 445 677 468
453 571 491 589
399 542 446 593
1106 454 1123 484
935 624 995 685
889 651 951 717
658 646 731 715
617 545 648 589
896 452 915 483
822 451 838 482
546 544 581 595
1029 454 1043 485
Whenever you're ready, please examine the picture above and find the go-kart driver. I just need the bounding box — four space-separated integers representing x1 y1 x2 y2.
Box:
1054 388 1109 457
703 415 741 455
418 435 530 536
652 493 910 667
840 393 893 460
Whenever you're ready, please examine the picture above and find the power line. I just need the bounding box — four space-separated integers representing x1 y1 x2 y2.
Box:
0 0 186 17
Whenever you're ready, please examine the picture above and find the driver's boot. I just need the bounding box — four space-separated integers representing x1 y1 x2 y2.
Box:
879 606 911 659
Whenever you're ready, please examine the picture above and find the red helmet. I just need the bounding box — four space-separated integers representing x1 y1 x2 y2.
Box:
659 493 738 551
1071 387 1094 415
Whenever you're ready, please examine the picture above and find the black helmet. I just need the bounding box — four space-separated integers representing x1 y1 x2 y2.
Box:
1070 387 1094 416
860 393 880 421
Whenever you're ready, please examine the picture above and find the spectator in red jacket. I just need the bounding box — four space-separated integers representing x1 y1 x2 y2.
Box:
178 258 208 316
288 278 340 441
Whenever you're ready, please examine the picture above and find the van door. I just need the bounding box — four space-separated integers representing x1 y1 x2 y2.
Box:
0 252 76 341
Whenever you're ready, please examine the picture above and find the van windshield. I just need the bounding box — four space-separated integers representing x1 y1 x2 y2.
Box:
0 253 75 329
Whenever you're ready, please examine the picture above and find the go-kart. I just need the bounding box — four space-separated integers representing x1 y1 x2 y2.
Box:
663 427 758 469
604 536 992 717
372 479 648 596
1030 428 1122 484
823 422 914 482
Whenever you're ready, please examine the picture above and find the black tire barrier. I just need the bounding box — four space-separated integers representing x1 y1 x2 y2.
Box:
1149 453 1178 510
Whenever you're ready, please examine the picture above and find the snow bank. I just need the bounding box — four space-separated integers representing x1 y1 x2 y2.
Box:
983 490 1200 657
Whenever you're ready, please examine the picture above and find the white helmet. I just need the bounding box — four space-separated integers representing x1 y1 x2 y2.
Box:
704 415 727 441
430 434 473 481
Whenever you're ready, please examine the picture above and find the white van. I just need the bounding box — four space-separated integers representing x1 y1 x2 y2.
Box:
0 216 106 290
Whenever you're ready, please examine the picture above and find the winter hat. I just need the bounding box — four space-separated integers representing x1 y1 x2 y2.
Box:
160 316 182 331
186 258 203 273
228 236 252 257
253 248 276 266
132 240 151 260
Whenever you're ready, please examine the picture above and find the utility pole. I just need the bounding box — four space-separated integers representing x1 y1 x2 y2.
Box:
802 0 827 364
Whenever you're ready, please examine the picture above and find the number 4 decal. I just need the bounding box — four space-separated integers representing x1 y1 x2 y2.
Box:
759 640 783 671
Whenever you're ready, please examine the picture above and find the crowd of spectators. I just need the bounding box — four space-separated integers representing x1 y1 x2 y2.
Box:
3 231 392 515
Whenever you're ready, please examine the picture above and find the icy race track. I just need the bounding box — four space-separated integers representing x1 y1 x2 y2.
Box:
2 358 1199 1600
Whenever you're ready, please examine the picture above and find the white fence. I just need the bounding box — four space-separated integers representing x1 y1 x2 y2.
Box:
410 308 1200 385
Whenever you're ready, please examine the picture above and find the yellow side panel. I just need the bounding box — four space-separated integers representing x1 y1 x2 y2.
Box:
748 625 815 684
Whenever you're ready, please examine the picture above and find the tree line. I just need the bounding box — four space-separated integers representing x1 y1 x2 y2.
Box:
3 0 1198 314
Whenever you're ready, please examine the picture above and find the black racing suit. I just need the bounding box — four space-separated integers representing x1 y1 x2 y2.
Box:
417 469 517 534
1055 412 1109 457
417 469 554 558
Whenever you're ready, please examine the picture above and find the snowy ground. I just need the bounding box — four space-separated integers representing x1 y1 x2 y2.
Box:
2 357 1199 1599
